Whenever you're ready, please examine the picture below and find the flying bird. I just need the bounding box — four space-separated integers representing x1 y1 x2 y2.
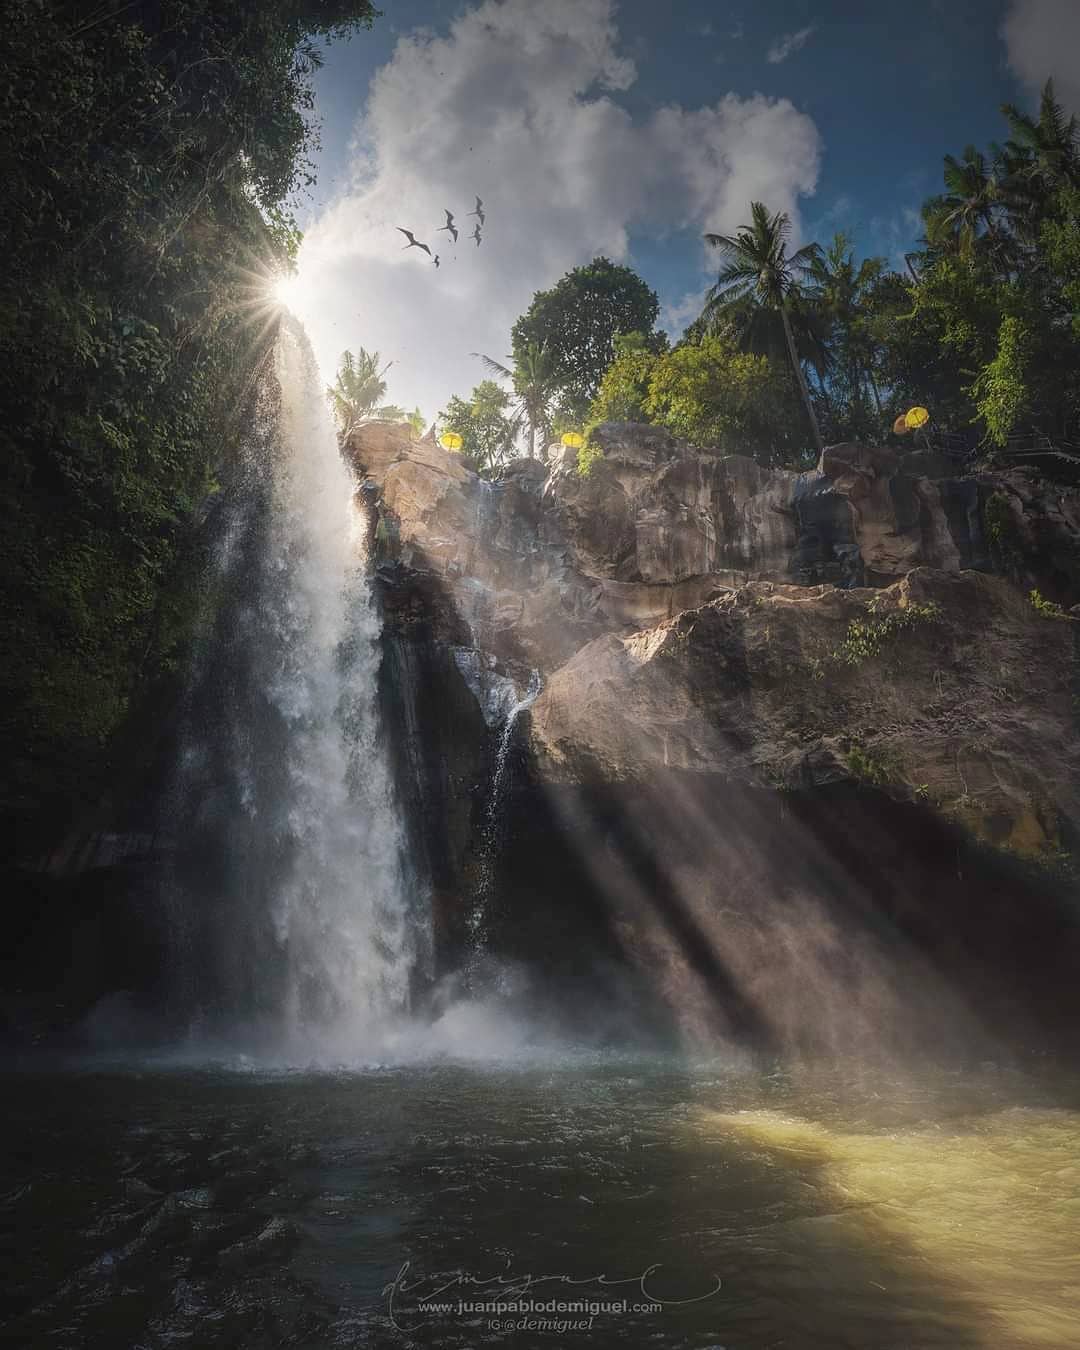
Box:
468 196 485 226
433 255 441 269
470 223 482 247
396 227 431 255
437 209 458 244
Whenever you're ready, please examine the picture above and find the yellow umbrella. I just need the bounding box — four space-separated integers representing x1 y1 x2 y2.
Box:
561 431 585 449
440 431 463 451
904 405 930 430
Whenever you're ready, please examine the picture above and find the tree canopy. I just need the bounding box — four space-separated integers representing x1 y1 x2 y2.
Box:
702 201 825 452
510 258 661 427
438 381 518 478
0 0 378 850
327 350 406 437
590 331 808 468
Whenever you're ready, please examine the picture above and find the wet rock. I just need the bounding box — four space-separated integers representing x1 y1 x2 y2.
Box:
341 420 415 481
531 568 1079 856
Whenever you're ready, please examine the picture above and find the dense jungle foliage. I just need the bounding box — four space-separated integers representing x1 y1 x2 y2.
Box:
439 81 1080 478
0 0 378 856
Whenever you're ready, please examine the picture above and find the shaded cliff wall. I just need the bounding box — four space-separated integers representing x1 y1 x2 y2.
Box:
487 771 1080 1056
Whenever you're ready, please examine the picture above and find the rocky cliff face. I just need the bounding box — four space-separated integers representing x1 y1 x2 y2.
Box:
348 421 1079 843
343 420 1080 1053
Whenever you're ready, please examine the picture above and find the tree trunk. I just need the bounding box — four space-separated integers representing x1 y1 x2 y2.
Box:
526 419 535 460
780 301 824 455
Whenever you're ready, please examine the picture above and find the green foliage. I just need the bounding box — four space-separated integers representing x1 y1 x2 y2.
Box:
984 491 1024 571
644 334 810 466
804 233 887 441
845 743 898 787
832 600 942 666
511 258 660 426
1041 184 1080 339
1030 588 1068 619
701 200 826 451
473 341 559 458
588 331 810 468
438 381 517 478
970 315 1030 446
589 337 660 426
326 348 404 437
576 442 606 479
0 0 378 843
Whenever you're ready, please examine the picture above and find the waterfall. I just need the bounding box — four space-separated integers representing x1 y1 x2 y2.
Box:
158 321 420 1050
468 669 542 957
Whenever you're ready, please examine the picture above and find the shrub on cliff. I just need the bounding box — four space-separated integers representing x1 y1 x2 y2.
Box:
588 331 810 468
438 382 518 479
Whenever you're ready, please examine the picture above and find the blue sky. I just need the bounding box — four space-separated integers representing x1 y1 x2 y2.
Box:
286 0 1076 422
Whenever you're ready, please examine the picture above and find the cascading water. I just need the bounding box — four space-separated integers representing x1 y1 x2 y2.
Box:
156 320 422 1052
467 669 542 958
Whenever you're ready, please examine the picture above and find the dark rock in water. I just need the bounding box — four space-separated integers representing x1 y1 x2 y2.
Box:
216 1217 298 1270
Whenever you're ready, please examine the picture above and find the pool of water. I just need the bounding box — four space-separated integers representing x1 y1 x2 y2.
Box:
4 1052 1080 1349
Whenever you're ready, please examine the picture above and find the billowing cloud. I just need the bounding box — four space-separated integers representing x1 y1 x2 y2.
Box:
1002 0 1080 114
291 0 821 423
766 24 817 65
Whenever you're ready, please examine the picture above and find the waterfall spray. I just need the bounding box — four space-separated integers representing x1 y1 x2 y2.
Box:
158 320 421 1051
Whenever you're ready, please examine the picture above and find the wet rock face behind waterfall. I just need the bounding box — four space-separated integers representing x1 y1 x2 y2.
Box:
337 419 1080 1052
343 421 1080 859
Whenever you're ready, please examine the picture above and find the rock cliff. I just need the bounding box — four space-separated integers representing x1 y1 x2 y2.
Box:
341 420 1080 1053
347 420 1079 850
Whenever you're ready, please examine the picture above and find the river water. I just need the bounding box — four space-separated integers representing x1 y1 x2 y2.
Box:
4 1053 1079 1349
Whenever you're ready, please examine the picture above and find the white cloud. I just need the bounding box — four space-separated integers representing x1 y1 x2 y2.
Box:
867 205 923 272
291 0 821 423
1002 0 1080 114
766 24 817 65
661 287 711 337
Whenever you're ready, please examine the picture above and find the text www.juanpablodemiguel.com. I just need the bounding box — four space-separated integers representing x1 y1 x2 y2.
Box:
413 1298 664 1335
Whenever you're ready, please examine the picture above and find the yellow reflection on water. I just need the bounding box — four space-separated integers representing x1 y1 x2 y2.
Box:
701 1104 1080 1347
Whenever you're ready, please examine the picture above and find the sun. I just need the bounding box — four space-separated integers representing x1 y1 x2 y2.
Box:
270 272 304 311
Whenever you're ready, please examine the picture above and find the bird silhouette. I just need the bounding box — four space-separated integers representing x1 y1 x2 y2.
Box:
433 254 441 269
437 209 458 244
468 196 485 227
470 222 482 247
396 227 431 256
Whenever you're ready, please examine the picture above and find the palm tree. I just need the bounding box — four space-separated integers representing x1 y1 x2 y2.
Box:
326 348 406 439
1002 79 1080 195
472 341 558 458
805 233 887 417
700 201 824 453
926 145 1003 260
993 81 1080 246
